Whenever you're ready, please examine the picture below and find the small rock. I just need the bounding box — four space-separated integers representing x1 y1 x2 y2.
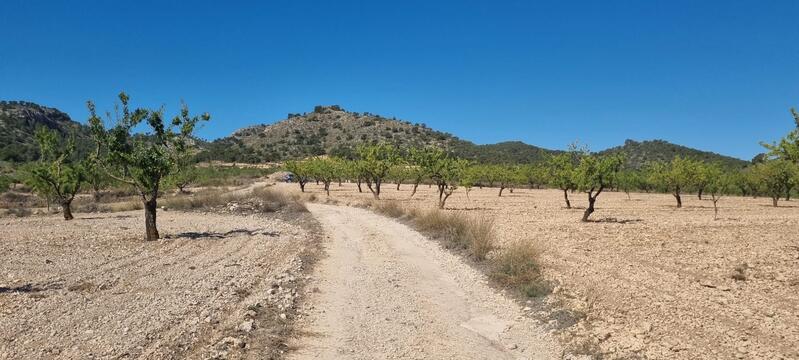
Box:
238 320 255 333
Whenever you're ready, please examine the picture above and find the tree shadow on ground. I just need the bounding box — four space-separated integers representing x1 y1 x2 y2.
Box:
587 217 643 224
445 207 499 211
165 229 280 240
0 282 64 294
79 215 135 220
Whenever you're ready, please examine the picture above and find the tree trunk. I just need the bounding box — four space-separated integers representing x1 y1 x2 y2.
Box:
773 197 779 207
61 200 74 221
396 182 401 191
697 188 703 200
581 194 596 222
410 182 419 198
299 181 306 193
324 182 330 196
562 189 571 209
439 189 453 209
93 189 101 202
674 192 682 208
712 199 719 220
498 187 505 197
144 198 159 241
357 179 363 193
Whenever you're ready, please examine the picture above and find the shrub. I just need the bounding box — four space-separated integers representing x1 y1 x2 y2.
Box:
253 186 307 213
490 240 548 297
371 200 406 218
410 208 495 260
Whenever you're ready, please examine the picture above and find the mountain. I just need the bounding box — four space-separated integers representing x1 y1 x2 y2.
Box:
1 102 749 167
0 101 93 162
196 105 558 164
599 139 749 169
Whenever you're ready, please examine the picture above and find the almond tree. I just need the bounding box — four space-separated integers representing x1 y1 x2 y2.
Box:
407 147 435 197
88 92 209 241
751 159 797 207
647 156 698 208
574 154 624 221
616 169 645 200
520 163 548 189
761 108 799 162
547 152 579 209
704 164 730 219
23 127 86 220
357 144 401 199
308 157 341 196
285 160 311 192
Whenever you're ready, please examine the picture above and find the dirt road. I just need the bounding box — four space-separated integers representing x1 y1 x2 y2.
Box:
290 204 559 359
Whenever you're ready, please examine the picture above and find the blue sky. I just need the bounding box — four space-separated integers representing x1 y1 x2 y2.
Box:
1 1 797 160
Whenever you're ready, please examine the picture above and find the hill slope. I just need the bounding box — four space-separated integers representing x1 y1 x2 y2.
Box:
198 105 556 163
1 102 749 167
599 139 749 169
0 101 93 162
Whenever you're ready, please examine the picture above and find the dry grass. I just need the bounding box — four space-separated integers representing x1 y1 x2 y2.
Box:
366 201 496 262
253 186 308 213
370 200 407 218
490 240 548 297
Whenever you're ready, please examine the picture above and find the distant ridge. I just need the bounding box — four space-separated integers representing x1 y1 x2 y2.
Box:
599 139 749 169
0 102 750 167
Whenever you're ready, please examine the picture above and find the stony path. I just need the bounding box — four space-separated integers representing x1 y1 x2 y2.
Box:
290 204 559 360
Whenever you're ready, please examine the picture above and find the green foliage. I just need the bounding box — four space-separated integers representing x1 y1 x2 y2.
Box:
573 154 624 193
616 170 646 198
22 127 86 220
356 144 401 199
573 153 624 221
646 156 700 207
285 160 313 192
0 101 94 163
306 157 343 195
88 92 209 240
761 108 799 163
602 139 748 169
750 159 798 207
519 163 549 189
0 174 11 193
704 163 732 219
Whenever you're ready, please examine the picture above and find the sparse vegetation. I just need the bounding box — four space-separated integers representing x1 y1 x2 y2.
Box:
490 240 547 297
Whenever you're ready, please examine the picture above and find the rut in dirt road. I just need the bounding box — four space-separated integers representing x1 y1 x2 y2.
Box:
290 204 560 360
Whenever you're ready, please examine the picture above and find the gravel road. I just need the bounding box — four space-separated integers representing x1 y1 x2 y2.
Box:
290 204 559 359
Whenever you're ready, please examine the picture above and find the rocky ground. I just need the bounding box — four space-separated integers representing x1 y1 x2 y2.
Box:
280 182 799 360
0 207 322 359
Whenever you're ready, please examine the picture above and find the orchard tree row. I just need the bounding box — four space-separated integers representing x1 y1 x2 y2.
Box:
282 115 799 222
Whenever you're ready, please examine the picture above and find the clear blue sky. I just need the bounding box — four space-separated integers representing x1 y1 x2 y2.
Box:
2 1 798 160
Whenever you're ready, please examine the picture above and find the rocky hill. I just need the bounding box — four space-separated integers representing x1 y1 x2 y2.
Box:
0 101 93 162
197 105 557 163
599 139 750 169
1 102 750 167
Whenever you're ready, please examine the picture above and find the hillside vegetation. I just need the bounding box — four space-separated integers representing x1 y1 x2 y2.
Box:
600 139 749 169
0 101 92 162
1 102 749 167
